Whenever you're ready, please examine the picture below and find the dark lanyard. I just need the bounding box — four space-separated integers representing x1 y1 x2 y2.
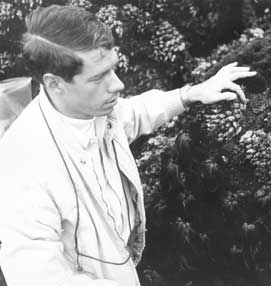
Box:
0 266 7 286
38 100 131 270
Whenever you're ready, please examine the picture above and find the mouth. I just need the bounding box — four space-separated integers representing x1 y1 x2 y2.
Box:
108 98 117 103
107 96 119 104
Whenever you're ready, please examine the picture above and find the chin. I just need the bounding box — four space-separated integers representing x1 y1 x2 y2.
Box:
105 106 114 114
94 108 114 117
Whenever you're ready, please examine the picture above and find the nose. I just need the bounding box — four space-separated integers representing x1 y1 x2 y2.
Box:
107 71 125 93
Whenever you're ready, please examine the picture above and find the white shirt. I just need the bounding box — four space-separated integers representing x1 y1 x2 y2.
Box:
39 89 135 243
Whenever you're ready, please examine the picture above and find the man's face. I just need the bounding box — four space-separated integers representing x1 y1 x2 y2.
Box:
62 47 124 119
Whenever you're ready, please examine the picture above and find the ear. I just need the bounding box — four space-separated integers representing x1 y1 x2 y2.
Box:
42 73 65 95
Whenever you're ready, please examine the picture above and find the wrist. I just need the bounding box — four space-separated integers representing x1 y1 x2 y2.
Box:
179 85 193 110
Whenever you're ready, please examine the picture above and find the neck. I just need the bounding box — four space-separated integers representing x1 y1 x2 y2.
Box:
43 87 94 120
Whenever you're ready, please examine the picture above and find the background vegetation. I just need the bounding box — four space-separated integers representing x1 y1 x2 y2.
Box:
2 0 271 285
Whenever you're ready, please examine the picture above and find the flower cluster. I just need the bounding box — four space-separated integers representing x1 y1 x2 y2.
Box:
201 101 246 143
0 0 42 31
0 2 14 24
68 0 93 10
136 147 161 197
114 46 129 73
147 134 175 155
0 51 12 74
153 0 168 12
191 46 233 80
135 134 176 198
121 4 152 33
240 129 271 181
216 44 231 56
239 33 249 44
96 5 123 38
249 27 264 38
12 0 42 8
11 0 42 12
158 116 178 134
150 21 186 63
191 57 213 77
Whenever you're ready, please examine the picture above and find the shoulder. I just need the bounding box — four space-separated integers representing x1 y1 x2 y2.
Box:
0 97 60 178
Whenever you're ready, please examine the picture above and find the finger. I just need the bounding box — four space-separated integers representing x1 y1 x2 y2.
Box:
229 71 257 81
229 67 251 72
220 91 238 101
224 81 246 102
218 62 237 73
224 62 238 68
219 66 250 75
221 62 238 70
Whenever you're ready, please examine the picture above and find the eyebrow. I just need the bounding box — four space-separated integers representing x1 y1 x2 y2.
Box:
87 61 119 81
88 70 108 81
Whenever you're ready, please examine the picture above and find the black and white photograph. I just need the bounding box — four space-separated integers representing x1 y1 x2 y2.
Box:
0 1 271 285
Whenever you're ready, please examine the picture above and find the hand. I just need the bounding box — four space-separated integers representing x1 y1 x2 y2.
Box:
182 62 257 106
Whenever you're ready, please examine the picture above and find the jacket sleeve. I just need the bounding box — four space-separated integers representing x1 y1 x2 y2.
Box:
0 178 118 286
115 88 188 143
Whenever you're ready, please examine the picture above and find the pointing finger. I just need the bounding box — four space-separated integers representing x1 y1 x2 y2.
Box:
229 71 257 81
230 67 251 72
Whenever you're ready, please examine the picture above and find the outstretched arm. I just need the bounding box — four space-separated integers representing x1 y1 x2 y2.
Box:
116 62 256 143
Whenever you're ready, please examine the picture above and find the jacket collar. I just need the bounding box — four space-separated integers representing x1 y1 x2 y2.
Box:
38 86 143 195
38 86 118 150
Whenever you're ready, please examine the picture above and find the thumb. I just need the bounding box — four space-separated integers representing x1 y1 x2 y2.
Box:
221 91 238 101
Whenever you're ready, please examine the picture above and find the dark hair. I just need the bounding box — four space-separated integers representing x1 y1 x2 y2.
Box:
22 5 114 83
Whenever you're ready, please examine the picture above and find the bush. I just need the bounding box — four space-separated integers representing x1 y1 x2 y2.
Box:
135 27 271 286
1 0 268 90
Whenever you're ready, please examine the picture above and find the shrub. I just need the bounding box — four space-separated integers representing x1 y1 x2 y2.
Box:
135 27 271 286
1 0 267 90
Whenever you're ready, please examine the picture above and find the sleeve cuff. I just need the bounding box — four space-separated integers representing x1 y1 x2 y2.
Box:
178 84 192 111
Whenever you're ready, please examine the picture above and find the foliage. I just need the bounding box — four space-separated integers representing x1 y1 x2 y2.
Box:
135 26 271 286
0 0 188 90
1 0 269 90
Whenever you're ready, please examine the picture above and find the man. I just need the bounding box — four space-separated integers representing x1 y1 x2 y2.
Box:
0 5 256 286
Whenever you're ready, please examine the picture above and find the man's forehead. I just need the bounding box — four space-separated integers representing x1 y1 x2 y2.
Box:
77 48 118 71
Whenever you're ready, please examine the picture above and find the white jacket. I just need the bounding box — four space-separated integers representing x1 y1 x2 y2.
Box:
0 87 186 286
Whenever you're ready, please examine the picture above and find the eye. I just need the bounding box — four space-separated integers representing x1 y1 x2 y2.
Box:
88 73 106 82
92 75 104 82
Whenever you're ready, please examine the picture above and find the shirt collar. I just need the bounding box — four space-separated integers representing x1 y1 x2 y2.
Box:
38 86 97 149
